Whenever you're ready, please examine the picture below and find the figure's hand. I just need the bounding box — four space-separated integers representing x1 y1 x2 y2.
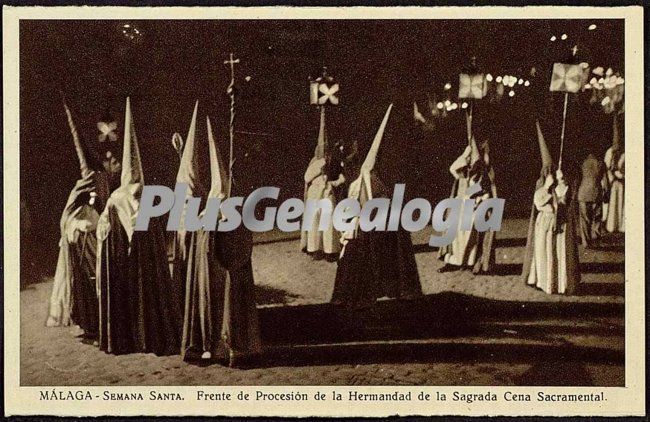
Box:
614 170 623 179
64 172 96 215
555 182 568 199
555 169 564 181
304 158 326 182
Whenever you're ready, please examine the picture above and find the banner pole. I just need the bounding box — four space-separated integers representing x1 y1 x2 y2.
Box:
558 92 569 171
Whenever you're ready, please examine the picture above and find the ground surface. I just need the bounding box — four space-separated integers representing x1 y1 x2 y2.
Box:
20 219 625 386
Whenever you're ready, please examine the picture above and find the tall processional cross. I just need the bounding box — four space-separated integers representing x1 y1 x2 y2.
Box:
224 52 240 197
224 53 240 93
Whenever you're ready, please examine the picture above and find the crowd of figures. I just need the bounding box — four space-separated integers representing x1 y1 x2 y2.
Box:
44 94 624 368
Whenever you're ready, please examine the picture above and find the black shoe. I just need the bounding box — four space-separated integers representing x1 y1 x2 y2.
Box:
437 264 458 273
228 352 261 369
324 253 338 263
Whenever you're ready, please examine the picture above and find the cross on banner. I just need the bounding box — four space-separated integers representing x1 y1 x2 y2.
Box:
318 83 339 105
549 63 583 93
458 73 486 99
310 68 340 106
97 121 118 143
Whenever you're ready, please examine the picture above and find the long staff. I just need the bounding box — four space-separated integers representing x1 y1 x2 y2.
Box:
224 52 240 198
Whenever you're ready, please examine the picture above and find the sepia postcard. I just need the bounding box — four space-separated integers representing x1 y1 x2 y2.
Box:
3 4 645 417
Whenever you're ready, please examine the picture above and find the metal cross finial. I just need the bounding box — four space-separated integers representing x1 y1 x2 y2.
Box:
224 52 240 92
224 52 240 72
571 45 578 57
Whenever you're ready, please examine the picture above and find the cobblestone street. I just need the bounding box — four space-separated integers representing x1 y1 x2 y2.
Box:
21 219 625 386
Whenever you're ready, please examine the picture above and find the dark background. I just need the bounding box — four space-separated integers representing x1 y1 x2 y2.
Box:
19 19 624 279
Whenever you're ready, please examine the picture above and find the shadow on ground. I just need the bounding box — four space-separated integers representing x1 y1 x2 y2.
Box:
256 285 301 305
261 292 624 344
257 291 624 381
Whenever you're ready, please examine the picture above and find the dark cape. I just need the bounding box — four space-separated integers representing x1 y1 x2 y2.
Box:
169 232 191 311
69 171 114 338
437 161 498 274
47 171 114 333
331 172 422 309
521 176 581 294
97 208 183 355
181 225 262 363
68 207 99 338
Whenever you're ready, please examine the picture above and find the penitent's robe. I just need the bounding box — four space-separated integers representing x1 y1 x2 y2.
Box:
181 225 262 362
96 206 183 355
604 148 625 233
331 171 422 309
522 178 581 295
169 231 191 312
437 153 497 273
300 157 345 255
46 172 112 333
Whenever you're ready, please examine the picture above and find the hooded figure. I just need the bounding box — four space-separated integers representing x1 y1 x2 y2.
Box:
181 113 262 367
169 101 209 309
46 99 117 340
577 152 606 247
331 104 422 309
300 107 346 259
522 120 581 295
603 113 625 233
95 98 183 355
437 115 497 274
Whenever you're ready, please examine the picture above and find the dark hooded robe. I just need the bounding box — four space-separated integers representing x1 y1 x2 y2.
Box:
95 98 183 355
47 174 112 332
331 105 422 309
169 101 209 313
181 114 261 365
46 101 116 337
522 120 580 295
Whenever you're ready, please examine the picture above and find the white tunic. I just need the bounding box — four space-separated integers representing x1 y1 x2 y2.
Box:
300 157 345 254
527 182 571 294
604 148 624 233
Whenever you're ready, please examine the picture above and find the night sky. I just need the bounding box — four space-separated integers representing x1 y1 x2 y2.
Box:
19 19 624 275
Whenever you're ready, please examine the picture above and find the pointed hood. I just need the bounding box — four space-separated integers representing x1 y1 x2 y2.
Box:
98 97 144 243
313 107 327 159
62 99 91 178
360 103 393 173
348 104 393 203
535 119 553 173
413 101 426 123
176 100 204 197
207 115 229 199
120 97 144 190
